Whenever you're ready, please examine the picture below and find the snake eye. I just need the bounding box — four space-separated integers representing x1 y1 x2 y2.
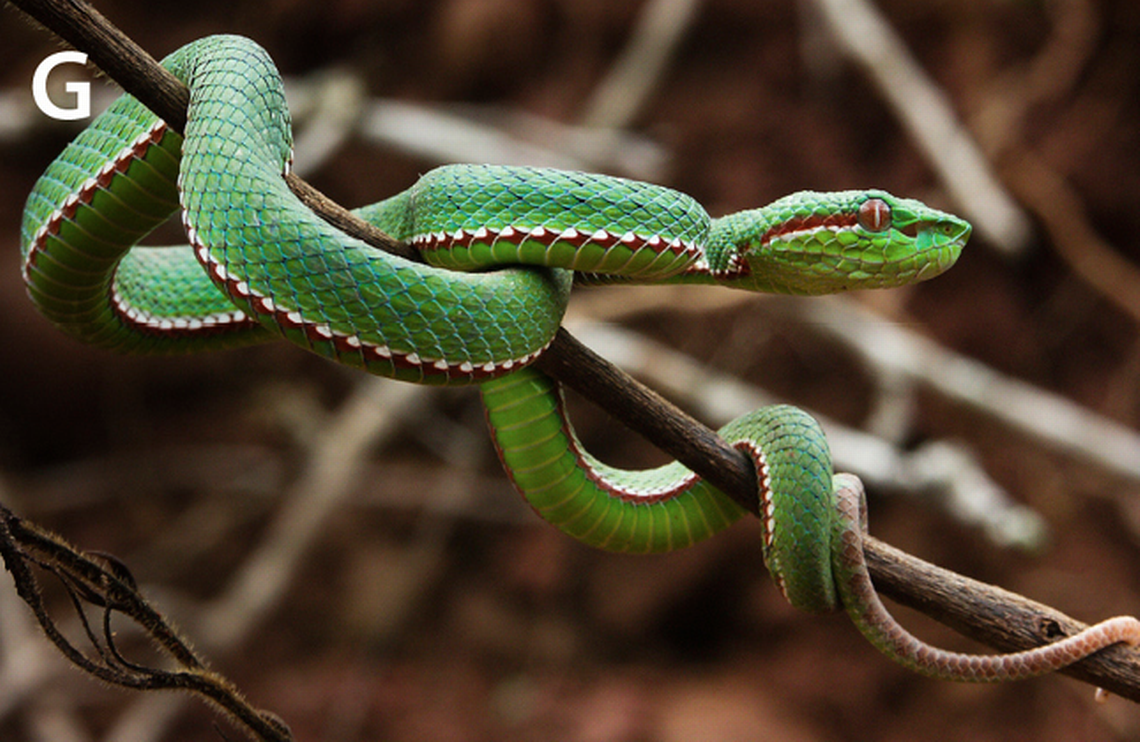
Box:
857 198 892 233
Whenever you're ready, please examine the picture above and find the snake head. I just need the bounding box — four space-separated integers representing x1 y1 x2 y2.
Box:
712 190 971 295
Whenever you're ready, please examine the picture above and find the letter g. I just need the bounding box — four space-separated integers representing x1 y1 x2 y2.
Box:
32 51 91 121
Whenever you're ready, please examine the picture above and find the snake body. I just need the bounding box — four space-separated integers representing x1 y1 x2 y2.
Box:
22 35 1139 681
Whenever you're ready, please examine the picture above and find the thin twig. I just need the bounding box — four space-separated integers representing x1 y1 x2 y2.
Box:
579 0 701 129
206 380 426 644
340 94 667 179
0 505 294 742
971 0 1140 331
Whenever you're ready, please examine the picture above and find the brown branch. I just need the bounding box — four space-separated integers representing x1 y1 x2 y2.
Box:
7 0 1140 703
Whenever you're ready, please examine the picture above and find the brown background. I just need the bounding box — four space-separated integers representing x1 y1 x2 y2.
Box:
2 0 1140 739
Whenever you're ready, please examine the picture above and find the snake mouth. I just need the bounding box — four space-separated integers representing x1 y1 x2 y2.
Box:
914 257 949 282
915 228 970 281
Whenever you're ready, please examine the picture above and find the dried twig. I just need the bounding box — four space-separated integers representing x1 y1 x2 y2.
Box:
977 0 1140 331
579 0 701 130
352 96 668 180
0 504 294 742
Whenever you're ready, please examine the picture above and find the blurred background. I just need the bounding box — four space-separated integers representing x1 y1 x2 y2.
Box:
2 0 1140 739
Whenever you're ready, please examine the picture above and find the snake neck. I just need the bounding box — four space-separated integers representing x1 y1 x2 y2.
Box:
666 209 785 291
704 209 771 273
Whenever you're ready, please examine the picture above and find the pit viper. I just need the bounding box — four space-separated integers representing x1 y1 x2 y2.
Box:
20 34 1139 682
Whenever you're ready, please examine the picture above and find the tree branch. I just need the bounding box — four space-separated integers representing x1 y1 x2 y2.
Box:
7 0 1140 702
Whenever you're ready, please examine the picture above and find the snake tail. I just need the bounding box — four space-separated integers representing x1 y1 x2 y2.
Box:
829 475 1140 682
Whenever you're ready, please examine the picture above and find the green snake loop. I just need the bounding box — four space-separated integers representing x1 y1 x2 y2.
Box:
23 35 1139 682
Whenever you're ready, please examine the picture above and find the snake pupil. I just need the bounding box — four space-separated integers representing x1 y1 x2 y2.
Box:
857 198 892 233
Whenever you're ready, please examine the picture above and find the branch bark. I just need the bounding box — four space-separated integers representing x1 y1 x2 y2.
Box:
7 0 1140 702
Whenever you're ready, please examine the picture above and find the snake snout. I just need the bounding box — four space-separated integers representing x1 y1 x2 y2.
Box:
911 217 970 282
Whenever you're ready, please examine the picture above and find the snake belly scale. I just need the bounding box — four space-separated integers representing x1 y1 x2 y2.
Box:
22 34 1140 683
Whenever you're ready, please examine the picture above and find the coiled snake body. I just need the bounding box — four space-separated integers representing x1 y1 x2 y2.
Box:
21 35 1139 682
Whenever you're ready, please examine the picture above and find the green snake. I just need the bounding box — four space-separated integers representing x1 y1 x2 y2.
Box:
21 35 1140 682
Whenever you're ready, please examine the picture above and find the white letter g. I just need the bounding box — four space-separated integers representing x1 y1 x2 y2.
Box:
33 51 91 121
